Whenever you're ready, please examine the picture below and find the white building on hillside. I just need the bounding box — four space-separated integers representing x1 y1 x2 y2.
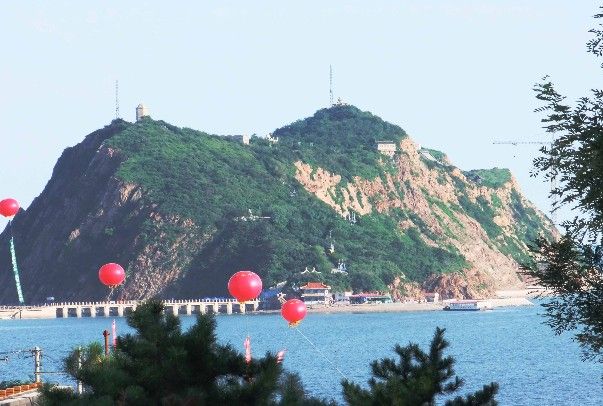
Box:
377 141 397 157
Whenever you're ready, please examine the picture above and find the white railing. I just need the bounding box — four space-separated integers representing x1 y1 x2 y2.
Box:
2 298 256 309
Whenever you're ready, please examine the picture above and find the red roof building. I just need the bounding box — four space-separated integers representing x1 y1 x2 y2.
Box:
300 282 332 306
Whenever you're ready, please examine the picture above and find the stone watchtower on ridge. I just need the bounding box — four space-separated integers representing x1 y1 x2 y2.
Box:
136 103 149 121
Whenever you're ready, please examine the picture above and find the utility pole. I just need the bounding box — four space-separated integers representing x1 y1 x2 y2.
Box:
77 346 83 394
33 347 41 383
329 65 333 106
115 80 120 119
103 330 110 357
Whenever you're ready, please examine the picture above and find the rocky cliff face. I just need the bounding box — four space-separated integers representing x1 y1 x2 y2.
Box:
0 130 208 302
293 137 555 299
0 107 557 304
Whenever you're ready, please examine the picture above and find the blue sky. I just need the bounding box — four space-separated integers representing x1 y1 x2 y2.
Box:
1 1 600 229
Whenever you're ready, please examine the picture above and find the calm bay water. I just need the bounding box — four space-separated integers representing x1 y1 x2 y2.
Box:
1 302 601 405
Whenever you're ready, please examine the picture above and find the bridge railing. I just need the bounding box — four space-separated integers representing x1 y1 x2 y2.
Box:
2 298 258 309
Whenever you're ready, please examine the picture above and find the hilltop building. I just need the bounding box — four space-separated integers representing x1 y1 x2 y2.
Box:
334 97 348 106
225 135 250 145
420 149 437 161
136 104 149 121
376 141 397 157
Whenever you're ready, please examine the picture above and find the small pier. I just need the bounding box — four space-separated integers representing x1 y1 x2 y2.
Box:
0 298 259 320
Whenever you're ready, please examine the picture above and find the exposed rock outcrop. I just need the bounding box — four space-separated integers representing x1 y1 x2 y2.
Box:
294 138 557 298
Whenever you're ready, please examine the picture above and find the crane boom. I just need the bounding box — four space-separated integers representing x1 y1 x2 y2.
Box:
492 141 550 145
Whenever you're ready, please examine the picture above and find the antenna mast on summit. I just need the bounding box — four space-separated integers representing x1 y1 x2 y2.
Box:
329 65 333 106
115 80 120 119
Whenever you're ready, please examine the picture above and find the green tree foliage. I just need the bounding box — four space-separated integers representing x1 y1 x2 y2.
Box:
527 237 603 363
273 105 407 181
464 169 511 189
40 300 330 406
341 327 498 406
528 7 603 368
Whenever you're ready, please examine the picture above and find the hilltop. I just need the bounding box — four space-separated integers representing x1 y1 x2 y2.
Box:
0 105 556 303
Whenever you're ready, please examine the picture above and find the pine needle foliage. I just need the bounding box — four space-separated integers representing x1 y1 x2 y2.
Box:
40 303 498 405
341 327 498 406
40 300 331 406
527 6 603 372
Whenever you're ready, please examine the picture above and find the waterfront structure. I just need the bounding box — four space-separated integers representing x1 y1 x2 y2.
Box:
443 300 492 311
259 287 285 310
0 298 260 320
425 292 440 303
300 282 332 306
349 293 393 304
333 291 352 303
0 382 42 402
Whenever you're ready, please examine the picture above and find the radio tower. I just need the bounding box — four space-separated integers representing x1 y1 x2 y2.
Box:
115 80 120 119
329 65 333 106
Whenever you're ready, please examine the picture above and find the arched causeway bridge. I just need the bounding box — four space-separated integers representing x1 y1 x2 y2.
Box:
0 299 260 320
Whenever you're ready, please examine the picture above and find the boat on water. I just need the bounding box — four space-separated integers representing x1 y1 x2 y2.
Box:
443 300 492 311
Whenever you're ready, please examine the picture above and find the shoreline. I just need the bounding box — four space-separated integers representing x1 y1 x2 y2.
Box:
256 295 534 316
0 291 539 320
304 296 533 315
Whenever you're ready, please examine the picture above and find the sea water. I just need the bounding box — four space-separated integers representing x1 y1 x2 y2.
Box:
1 302 601 405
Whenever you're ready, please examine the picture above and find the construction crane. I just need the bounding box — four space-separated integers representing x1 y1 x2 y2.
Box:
492 140 550 146
492 140 558 225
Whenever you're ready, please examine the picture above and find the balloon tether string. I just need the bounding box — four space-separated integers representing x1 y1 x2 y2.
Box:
106 287 115 302
295 327 346 379
243 301 250 337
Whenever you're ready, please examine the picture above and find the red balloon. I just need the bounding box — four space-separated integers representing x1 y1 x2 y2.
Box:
228 270 262 302
0 198 19 218
98 263 126 287
281 299 307 326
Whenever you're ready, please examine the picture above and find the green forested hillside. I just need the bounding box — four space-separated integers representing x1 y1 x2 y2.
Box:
104 107 471 294
273 106 406 180
98 105 551 296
